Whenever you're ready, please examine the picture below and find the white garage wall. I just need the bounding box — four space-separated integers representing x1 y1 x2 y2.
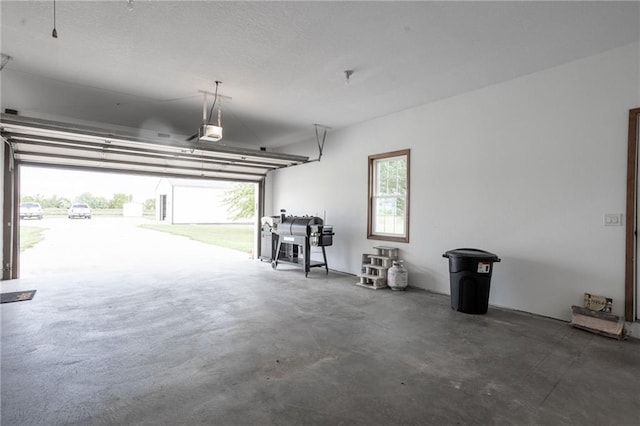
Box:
270 42 640 321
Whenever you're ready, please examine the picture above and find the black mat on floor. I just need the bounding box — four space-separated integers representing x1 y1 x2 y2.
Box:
1 290 37 304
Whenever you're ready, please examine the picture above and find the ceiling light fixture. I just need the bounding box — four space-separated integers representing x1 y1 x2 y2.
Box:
127 0 134 11
51 0 58 38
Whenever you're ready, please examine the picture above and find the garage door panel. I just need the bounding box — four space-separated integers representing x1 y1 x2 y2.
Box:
1 114 309 180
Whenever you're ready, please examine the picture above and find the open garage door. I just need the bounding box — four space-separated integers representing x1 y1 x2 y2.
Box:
17 167 260 279
1 114 309 181
1 114 309 279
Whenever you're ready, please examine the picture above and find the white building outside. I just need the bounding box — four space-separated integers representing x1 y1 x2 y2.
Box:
155 178 254 224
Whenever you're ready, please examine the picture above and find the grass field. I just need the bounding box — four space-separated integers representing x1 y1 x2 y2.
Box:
138 223 254 253
20 226 47 252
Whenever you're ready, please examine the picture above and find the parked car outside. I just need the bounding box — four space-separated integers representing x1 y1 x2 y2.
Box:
68 203 92 219
20 202 43 220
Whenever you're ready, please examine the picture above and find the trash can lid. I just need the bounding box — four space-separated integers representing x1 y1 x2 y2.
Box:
442 248 500 261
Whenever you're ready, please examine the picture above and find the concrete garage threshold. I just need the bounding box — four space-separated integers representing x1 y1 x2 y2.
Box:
2 257 640 425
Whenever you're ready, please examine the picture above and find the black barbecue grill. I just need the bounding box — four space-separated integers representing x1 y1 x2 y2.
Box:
261 211 334 276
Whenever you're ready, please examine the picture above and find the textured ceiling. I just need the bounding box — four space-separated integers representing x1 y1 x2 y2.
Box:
1 1 639 148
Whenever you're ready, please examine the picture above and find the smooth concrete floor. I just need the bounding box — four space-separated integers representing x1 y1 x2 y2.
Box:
2 255 640 425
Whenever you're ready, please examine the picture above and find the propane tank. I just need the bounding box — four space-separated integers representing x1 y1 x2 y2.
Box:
387 260 408 291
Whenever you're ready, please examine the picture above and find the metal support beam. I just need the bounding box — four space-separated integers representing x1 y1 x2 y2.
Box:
12 164 19 279
2 140 15 280
256 178 266 260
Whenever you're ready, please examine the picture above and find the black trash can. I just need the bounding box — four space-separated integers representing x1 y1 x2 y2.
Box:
442 248 501 314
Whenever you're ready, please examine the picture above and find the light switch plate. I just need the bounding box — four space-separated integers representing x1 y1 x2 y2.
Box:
603 213 623 226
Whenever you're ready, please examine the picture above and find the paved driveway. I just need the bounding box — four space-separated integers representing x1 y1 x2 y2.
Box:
19 217 251 277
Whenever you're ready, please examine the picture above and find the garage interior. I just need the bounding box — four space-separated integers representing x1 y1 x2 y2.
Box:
2 1 640 424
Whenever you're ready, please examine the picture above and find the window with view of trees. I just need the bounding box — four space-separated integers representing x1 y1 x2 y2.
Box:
367 149 410 243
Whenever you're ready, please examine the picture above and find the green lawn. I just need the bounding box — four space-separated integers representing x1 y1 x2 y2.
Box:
20 226 47 252
139 224 254 253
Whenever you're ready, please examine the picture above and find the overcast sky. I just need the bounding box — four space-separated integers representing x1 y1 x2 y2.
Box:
20 166 163 202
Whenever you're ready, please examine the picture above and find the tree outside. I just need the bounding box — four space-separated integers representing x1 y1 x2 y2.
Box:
110 193 133 209
144 198 156 211
221 183 256 221
76 192 110 209
21 194 70 208
22 192 138 213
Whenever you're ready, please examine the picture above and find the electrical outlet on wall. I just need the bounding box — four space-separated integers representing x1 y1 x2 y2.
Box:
603 213 623 226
